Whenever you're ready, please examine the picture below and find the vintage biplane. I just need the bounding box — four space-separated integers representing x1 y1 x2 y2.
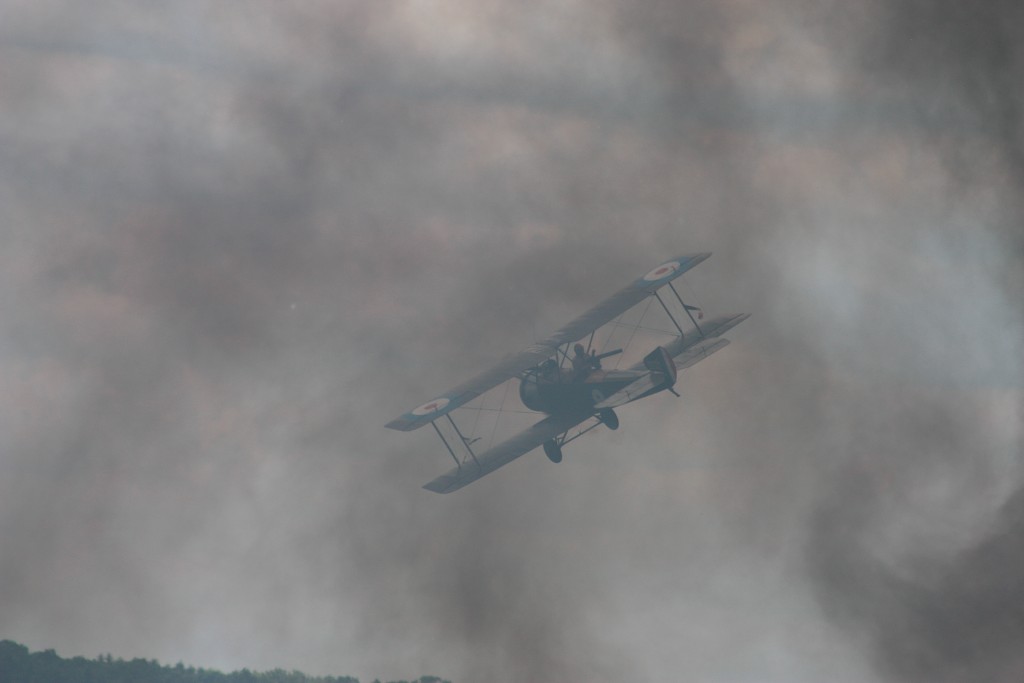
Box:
386 252 748 493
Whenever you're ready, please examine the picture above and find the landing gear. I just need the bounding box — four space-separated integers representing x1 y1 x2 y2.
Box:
543 439 563 463
545 410 617 464
598 408 619 431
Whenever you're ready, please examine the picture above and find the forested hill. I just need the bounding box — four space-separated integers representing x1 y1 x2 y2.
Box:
0 640 450 683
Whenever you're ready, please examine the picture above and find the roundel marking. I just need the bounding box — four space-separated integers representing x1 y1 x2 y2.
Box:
642 261 681 282
411 397 450 416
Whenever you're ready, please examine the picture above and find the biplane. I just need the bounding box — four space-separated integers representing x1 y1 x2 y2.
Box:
386 252 748 493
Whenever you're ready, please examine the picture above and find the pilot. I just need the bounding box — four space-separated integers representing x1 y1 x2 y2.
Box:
571 343 593 382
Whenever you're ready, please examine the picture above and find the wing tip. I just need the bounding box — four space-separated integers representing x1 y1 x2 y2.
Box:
677 251 711 265
385 417 420 431
423 476 460 494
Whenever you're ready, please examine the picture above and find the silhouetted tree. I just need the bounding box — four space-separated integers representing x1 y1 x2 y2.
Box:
0 641 448 683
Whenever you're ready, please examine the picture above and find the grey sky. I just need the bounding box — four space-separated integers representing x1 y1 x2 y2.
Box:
0 2 1021 682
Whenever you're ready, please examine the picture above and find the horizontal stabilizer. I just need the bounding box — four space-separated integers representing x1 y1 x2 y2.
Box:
620 312 745 380
683 312 749 344
595 346 678 409
673 337 729 369
593 371 668 409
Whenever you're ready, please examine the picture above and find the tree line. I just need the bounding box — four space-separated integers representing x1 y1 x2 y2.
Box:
0 640 449 683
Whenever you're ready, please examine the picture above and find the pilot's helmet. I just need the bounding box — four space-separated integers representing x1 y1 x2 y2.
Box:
574 343 586 356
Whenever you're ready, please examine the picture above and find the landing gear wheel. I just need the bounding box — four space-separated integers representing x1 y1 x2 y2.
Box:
599 408 619 431
543 439 563 463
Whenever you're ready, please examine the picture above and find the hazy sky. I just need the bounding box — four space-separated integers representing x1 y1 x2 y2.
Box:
1 2 1022 682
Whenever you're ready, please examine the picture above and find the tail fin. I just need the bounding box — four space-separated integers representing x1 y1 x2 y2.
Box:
593 346 679 410
643 346 677 389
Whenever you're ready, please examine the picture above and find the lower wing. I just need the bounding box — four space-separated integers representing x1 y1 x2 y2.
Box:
423 411 592 494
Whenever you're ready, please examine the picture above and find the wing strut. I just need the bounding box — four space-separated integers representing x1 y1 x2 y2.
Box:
430 414 482 473
446 413 482 470
431 421 462 472
653 291 686 337
555 416 604 447
652 283 706 340
668 281 704 337
556 343 571 370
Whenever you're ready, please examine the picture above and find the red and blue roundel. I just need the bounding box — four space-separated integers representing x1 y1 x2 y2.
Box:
411 397 450 416
636 260 680 287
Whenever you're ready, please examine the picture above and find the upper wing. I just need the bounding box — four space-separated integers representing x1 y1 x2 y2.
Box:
386 252 711 431
423 411 593 494
385 344 555 431
536 252 711 347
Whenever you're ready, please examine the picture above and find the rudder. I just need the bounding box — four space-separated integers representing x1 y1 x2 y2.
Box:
643 346 677 388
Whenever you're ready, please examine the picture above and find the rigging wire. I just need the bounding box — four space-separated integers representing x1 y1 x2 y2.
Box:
465 388 486 440
596 313 621 355
604 320 678 337
485 378 513 452
613 295 655 369
460 406 540 415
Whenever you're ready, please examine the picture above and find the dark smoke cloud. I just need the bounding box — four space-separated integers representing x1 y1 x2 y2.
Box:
858 0 1024 287
796 1 1024 682
0 2 1021 683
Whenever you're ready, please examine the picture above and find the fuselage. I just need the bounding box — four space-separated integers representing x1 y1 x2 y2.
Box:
518 368 643 415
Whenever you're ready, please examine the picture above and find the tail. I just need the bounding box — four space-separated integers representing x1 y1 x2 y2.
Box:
643 346 677 390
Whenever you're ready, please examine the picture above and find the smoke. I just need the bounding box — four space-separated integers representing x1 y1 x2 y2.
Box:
795 2 1024 682
0 1 1021 682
